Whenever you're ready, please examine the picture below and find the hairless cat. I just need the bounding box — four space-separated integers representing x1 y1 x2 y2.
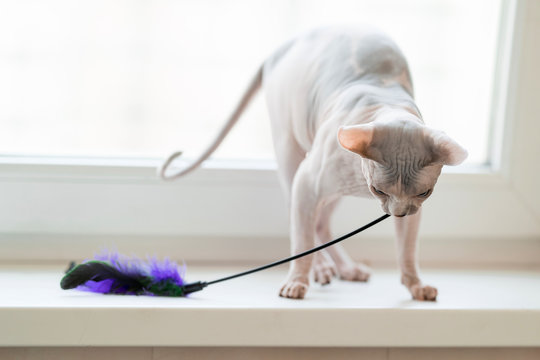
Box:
160 27 467 301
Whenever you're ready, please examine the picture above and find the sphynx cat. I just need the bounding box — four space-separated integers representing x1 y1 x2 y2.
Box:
160 27 468 301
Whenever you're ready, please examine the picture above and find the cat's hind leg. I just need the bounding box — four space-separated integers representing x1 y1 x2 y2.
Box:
312 250 337 285
312 201 339 285
315 199 371 282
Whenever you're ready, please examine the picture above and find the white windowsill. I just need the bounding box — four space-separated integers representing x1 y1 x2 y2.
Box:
2 265 540 347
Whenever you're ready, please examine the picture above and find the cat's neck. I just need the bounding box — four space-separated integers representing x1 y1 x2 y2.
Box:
368 105 423 126
324 83 423 127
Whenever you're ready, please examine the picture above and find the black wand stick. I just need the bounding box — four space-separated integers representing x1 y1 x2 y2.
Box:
180 213 390 295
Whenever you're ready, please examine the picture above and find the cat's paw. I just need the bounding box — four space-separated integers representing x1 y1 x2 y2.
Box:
313 252 337 285
410 284 438 301
279 275 309 299
338 263 371 282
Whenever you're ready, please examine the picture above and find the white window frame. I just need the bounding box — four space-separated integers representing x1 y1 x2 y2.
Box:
1 0 538 266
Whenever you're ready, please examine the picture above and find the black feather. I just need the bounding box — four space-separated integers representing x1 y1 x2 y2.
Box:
60 261 144 293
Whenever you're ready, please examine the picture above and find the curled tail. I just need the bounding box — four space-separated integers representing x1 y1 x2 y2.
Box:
159 66 263 181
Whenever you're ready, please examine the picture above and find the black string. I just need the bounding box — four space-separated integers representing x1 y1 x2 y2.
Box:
206 213 390 286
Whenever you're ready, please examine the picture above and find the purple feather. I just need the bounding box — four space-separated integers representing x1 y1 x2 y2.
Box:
66 250 187 296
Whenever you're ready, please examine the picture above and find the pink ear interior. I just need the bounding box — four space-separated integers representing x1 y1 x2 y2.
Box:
337 124 374 157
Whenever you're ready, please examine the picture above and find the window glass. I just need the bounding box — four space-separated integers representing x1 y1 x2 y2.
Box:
0 0 501 164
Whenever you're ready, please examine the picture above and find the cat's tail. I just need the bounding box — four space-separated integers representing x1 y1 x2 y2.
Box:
158 65 263 181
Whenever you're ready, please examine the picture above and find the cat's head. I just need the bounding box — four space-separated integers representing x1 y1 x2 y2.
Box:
337 119 467 217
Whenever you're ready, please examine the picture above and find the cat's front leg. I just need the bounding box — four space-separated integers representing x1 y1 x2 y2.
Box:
394 209 438 301
279 162 320 299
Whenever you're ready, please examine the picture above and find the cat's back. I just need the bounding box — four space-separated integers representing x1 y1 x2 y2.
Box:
263 27 413 151
264 26 411 94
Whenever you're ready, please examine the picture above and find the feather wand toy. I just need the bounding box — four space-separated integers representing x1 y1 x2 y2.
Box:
61 213 390 297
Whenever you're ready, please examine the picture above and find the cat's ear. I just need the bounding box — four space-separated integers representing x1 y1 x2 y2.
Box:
424 128 468 166
337 124 383 162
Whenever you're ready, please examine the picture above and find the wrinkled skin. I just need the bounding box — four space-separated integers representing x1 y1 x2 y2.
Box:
263 27 467 301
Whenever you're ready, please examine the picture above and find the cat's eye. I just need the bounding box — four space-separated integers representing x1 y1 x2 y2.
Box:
372 187 387 196
417 190 431 197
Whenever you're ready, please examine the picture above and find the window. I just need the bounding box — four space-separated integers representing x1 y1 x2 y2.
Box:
1 0 538 266
1 0 500 164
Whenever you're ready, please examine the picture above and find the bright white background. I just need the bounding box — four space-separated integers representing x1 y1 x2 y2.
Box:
0 0 500 164
1 0 539 266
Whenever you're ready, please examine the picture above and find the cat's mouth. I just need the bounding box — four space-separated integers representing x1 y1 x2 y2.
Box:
386 206 419 217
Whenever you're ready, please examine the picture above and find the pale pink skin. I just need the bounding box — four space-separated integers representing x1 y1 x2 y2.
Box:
160 27 467 301
263 27 467 300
